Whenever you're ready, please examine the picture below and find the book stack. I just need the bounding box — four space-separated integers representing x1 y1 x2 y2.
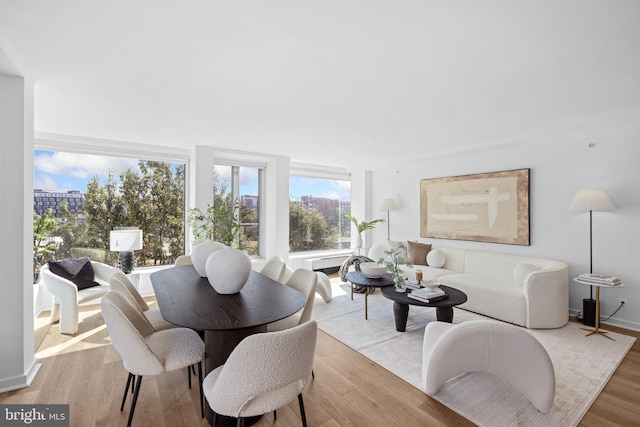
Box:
408 287 448 303
578 273 622 286
405 280 422 290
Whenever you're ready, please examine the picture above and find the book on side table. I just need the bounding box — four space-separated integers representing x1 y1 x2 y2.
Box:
408 287 448 303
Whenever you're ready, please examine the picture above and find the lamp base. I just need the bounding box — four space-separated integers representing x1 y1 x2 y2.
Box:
582 298 596 327
118 251 136 274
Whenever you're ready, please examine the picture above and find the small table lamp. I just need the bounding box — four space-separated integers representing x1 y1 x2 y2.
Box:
379 198 397 240
110 228 143 274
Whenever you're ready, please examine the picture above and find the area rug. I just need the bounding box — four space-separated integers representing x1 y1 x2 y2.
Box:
311 280 636 427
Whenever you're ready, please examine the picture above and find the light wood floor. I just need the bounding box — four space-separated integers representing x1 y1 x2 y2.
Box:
2 301 639 427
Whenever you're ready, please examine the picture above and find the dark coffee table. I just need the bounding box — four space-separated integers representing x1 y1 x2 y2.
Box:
381 284 467 332
345 271 394 320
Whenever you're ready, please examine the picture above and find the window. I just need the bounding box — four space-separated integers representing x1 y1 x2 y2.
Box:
289 175 351 252
213 164 263 256
33 149 186 275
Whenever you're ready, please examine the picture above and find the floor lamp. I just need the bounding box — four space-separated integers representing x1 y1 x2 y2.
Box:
379 198 397 240
569 188 615 326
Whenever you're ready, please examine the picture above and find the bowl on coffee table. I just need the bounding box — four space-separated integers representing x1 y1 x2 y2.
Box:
360 262 387 278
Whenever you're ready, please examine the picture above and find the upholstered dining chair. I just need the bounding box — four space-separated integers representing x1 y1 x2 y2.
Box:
41 259 119 334
259 256 286 282
174 254 192 266
109 272 175 331
101 291 205 427
267 268 317 332
203 320 317 427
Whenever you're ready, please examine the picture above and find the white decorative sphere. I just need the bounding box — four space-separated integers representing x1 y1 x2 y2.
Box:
426 249 446 268
205 247 252 294
191 240 226 277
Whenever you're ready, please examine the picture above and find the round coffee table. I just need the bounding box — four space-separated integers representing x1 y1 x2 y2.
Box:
381 284 467 332
345 271 394 320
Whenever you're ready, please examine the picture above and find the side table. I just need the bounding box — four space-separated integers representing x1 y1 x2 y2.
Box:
573 277 624 341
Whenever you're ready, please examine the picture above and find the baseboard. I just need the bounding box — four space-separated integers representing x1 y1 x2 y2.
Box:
0 359 42 393
569 308 640 332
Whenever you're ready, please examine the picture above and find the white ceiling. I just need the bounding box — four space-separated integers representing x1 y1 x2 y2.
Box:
1 0 639 170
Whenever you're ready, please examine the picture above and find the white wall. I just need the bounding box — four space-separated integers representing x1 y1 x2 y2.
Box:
0 49 40 391
366 113 640 330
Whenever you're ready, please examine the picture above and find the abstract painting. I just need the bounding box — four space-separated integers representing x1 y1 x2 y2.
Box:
420 169 530 245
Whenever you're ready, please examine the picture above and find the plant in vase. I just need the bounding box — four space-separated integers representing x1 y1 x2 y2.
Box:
379 243 413 292
346 214 385 250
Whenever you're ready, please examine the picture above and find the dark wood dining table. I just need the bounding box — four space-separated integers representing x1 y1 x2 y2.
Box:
151 265 305 426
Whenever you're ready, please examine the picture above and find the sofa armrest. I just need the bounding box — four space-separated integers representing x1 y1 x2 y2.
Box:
523 265 569 328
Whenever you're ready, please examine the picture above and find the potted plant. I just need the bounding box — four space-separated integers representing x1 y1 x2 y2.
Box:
379 243 413 292
346 214 385 250
188 202 240 247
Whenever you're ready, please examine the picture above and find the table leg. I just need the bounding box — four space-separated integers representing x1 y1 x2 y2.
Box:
204 326 267 426
392 302 409 332
364 289 369 319
580 286 614 341
435 307 454 323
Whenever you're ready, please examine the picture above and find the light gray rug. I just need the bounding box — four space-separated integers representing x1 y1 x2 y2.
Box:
312 280 635 427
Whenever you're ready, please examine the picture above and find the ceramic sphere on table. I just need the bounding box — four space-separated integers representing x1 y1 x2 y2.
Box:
191 240 226 277
205 247 252 294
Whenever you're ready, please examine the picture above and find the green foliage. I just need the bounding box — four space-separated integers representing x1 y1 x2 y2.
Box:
33 209 58 277
379 243 413 285
289 201 335 251
346 214 384 234
188 202 240 247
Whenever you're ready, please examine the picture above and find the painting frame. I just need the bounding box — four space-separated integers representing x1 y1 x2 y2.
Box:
420 168 530 245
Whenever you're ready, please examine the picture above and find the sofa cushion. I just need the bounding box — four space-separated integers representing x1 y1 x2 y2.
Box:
426 249 446 268
513 263 539 285
407 241 431 266
48 256 101 290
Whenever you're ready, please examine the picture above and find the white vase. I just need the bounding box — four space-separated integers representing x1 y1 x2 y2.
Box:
205 247 252 294
354 233 363 249
191 240 226 277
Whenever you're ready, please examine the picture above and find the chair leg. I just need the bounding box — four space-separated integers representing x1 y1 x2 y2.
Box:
127 375 143 427
236 417 244 427
298 393 308 427
188 366 192 389
312 369 315 379
198 361 204 418
274 409 277 420
120 373 134 411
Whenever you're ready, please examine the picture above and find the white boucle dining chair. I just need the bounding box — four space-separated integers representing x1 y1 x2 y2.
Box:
174 254 192 266
109 272 175 331
259 256 286 282
101 291 205 427
267 268 317 332
203 320 317 427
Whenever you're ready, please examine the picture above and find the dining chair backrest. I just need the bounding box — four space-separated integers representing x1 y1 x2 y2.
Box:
259 256 286 282
111 271 149 311
101 291 164 375
285 268 318 325
205 320 317 418
174 255 193 266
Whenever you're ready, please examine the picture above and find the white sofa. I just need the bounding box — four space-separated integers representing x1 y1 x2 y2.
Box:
369 243 568 329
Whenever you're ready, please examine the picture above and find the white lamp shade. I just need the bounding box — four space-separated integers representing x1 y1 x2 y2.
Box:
379 198 397 212
110 229 143 251
569 188 616 212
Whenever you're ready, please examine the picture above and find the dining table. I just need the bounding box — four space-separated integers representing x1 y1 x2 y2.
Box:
151 265 305 426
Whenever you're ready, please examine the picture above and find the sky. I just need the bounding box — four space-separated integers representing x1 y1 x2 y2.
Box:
34 150 351 201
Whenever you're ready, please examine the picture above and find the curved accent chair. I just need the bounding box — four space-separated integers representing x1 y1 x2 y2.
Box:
422 319 555 413
267 268 317 332
259 256 287 282
174 254 193 266
101 291 205 427
109 272 176 331
41 260 119 334
203 321 317 427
